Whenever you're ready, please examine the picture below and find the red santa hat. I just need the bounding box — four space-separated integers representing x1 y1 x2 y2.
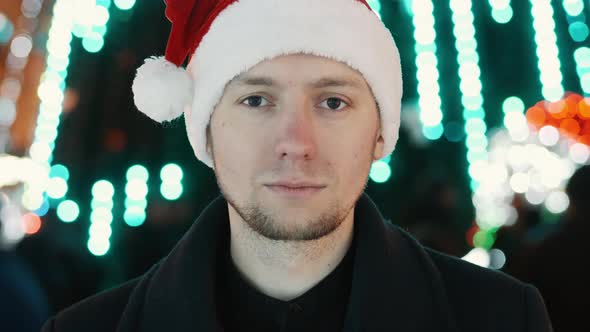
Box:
132 0 403 169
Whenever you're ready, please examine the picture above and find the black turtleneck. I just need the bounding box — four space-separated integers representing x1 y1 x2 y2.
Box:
216 234 356 332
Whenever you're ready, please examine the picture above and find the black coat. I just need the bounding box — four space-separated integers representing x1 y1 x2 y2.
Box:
42 193 553 331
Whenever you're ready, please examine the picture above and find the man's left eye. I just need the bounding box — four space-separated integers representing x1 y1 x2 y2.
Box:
319 97 348 111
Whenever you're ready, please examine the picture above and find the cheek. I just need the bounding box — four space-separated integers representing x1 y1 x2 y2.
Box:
212 119 260 185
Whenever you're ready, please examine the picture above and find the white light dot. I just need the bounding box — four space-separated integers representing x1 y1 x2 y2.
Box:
525 189 547 205
21 189 44 210
89 222 112 239
29 142 52 163
462 247 490 268
569 143 590 164
489 248 507 270
92 5 110 26
508 125 530 142
545 191 569 214
87 237 110 256
538 125 559 146
10 34 33 58
46 177 68 199
510 173 530 193
125 179 148 200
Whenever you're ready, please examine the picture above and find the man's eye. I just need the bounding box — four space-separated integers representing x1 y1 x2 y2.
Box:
319 97 348 111
241 95 271 107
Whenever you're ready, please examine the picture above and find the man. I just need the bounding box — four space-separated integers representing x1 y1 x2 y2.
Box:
42 0 553 331
507 165 590 332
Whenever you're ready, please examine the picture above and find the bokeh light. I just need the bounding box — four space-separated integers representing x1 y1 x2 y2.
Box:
87 237 110 256
92 180 115 201
126 164 149 182
488 248 507 269
114 0 136 11
46 177 68 199
160 163 183 201
462 247 490 268
160 182 183 201
369 160 392 183
545 191 570 214
160 163 183 182
489 0 513 24
56 200 80 223
124 206 146 227
23 213 42 235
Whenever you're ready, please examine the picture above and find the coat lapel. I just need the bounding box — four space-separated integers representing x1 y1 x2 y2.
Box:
120 195 230 332
116 193 458 332
343 193 458 331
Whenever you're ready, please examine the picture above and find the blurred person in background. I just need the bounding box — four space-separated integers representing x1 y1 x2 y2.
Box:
495 195 544 260
0 190 49 332
42 0 552 331
508 165 590 332
403 178 466 257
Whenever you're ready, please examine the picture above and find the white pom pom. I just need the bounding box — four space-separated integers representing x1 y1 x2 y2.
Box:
132 56 193 123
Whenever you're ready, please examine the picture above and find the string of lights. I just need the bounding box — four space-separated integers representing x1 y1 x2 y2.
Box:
410 0 444 141
448 0 489 194
530 0 564 102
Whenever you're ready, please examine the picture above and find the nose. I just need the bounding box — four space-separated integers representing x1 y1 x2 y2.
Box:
274 102 318 161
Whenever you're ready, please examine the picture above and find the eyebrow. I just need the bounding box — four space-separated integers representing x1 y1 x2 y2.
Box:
231 75 364 90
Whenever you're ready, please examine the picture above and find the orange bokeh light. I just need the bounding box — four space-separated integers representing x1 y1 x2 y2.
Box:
579 135 590 146
559 118 581 138
526 93 590 146
23 213 42 235
547 100 568 119
579 98 590 120
526 106 546 128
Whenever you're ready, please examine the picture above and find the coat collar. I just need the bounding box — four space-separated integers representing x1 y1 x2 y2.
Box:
117 193 458 332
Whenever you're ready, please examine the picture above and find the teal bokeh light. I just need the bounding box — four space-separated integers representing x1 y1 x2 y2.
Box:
49 164 70 181
57 200 80 223
82 32 104 53
369 161 392 183
423 124 444 140
87 238 110 256
502 96 525 113
114 0 136 10
491 7 513 24
124 207 146 227
127 164 149 182
569 22 589 42
160 182 183 200
160 163 183 182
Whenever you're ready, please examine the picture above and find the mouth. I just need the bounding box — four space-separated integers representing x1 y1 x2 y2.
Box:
264 184 326 198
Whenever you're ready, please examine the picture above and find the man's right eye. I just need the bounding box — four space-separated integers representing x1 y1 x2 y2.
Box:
241 95 271 108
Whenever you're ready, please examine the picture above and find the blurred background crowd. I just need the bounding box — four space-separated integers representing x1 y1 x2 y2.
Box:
0 0 589 331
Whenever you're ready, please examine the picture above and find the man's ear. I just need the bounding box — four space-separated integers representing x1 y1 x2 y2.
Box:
373 133 385 161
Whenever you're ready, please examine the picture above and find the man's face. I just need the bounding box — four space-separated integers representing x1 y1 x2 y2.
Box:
206 54 384 241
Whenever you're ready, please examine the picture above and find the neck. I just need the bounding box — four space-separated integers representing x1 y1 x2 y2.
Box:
227 204 355 301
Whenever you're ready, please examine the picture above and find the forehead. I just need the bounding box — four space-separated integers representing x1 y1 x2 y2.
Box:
226 53 370 91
